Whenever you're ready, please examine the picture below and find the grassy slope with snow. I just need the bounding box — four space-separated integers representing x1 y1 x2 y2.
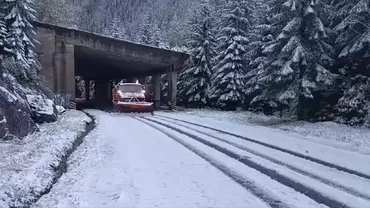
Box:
180 109 370 155
0 110 91 208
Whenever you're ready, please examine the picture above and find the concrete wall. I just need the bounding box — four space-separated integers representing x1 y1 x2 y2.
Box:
35 27 76 100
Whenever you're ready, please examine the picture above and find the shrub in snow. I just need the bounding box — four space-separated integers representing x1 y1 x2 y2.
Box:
26 94 58 123
335 75 370 126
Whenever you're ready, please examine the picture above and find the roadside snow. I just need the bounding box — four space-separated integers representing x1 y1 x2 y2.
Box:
144 117 327 208
175 109 370 154
274 121 370 155
157 112 370 177
0 110 91 208
152 117 370 208
182 108 289 126
34 110 268 208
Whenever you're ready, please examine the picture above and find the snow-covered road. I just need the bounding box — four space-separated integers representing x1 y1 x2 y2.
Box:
34 110 370 208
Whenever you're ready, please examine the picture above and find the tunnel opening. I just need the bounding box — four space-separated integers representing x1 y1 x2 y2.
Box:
73 45 183 111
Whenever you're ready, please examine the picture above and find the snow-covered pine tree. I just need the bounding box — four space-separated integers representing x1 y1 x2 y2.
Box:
36 0 79 28
139 15 152 44
209 0 249 110
331 0 370 124
250 0 337 119
177 0 216 108
103 16 128 40
335 75 370 126
245 0 287 113
150 24 162 47
137 15 163 47
1 0 37 78
0 18 7 56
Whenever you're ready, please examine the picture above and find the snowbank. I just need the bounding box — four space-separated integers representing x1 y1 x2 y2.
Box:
274 121 370 155
170 109 370 154
180 109 290 126
0 110 92 208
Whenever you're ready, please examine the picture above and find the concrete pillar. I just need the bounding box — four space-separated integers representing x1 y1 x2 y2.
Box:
64 44 75 100
35 27 56 91
153 74 161 109
54 42 75 101
84 79 90 101
167 66 178 110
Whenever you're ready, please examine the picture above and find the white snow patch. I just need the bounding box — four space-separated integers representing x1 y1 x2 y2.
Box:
177 109 370 154
0 110 91 208
56 105 66 115
274 121 370 155
0 86 18 103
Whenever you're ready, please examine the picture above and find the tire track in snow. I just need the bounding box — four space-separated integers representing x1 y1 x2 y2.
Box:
142 116 352 208
153 116 370 201
133 117 290 208
155 115 370 181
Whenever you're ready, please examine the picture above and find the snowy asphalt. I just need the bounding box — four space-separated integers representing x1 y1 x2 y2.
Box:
34 110 370 208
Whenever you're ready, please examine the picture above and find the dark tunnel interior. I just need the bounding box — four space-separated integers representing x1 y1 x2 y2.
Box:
73 46 180 110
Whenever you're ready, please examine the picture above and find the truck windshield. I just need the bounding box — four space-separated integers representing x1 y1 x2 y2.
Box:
118 84 142 93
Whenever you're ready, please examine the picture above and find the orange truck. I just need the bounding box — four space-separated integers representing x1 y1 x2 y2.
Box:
112 81 154 114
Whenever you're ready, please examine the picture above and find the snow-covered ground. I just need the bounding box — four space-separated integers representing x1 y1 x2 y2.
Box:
156 112 370 176
0 110 91 208
148 115 370 208
33 110 268 208
33 110 370 208
180 109 370 154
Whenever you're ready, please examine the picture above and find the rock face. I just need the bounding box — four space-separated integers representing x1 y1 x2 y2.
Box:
26 95 58 123
0 77 37 139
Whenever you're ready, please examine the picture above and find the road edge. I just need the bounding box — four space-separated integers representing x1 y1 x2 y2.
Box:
25 111 97 208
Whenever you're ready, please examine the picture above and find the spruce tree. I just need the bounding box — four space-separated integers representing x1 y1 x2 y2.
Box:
251 0 337 119
139 15 152 44
103 16 128 40
331 0 370 124
0 18 7 56
1 0 37 76
178 0 216 107
209 0 249 110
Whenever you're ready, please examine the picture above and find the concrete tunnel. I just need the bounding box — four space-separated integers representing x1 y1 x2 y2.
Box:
74 45 186 109
34 21 189 110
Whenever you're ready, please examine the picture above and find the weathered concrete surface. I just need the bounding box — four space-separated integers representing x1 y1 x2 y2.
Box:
34 21 189 103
